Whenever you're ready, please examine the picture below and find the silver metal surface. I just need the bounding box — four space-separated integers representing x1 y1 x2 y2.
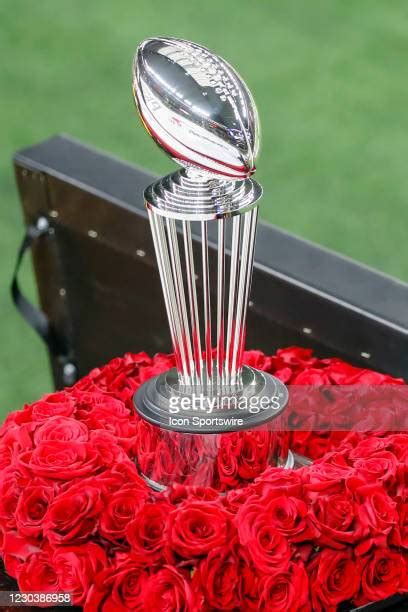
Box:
225 215 240 383
133 37 259 179
238 206 258 368
230 209 253 380
144 166 262 222
201 221 212 383
133 38 262 221
166 218 194 378
182 220 203 384
149 211 191 384
216 218 225 384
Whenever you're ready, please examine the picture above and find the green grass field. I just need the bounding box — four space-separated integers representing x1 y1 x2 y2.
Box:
1 1 408 419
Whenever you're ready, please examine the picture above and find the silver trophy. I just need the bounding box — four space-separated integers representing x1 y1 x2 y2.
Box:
132 38 290 487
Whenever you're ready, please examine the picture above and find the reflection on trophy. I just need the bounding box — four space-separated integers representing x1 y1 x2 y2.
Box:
132 38 291 489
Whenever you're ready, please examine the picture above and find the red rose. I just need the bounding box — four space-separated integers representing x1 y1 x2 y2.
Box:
106 352 169 390
144 566 198 612
139 362 172 384
0 411 24 432
127 501 169 564
396 464 407 498
74 392 135 439
236 501 291 573
0 441 12 470
265 494 315 542
88 430 130 467
34 416 88 445
18 440 101 480
252 466 303 498
30 391 76 421
390 500 408 549
224 486 257 513
3 408 33 428
358 489 398 536
81 352 152 398
166 483 219 505
258 561 310 612
292 368 331 385
85 553 148 612
356 370 403 384
43 479 103 546
193 545 240 610
386 434 408 462
326 361 403 385
348 436 387 459
0 422 34 464
94 461 147 497
15 478 56 538
238 550 260 611
355 549 407 606
2 530 41 579
242 350 271 370
167 500 232 560
353 451 398 485
309 548 361 610
17 548 59 597
273 366 293 383
272 347 317 369
149 352 176 371
312 492 362 549
99 485 148 544
0 467 27 529
302 456 354 498
53 542 107 606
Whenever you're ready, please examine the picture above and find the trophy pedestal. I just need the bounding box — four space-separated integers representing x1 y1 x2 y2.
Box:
133 365 291 490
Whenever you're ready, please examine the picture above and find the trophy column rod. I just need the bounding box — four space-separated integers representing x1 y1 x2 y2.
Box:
216 219 225 385
201 220 213 386
230 207 258 383
182 220 203 386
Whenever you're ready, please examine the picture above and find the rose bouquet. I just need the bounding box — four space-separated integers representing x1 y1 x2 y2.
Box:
0 347 407 610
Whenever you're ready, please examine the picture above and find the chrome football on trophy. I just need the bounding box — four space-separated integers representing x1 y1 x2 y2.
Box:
132 37 291 487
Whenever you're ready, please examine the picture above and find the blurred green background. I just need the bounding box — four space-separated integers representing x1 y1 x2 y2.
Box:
1 1 408 419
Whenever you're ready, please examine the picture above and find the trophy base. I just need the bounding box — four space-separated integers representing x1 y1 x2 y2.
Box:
132 366 292 490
